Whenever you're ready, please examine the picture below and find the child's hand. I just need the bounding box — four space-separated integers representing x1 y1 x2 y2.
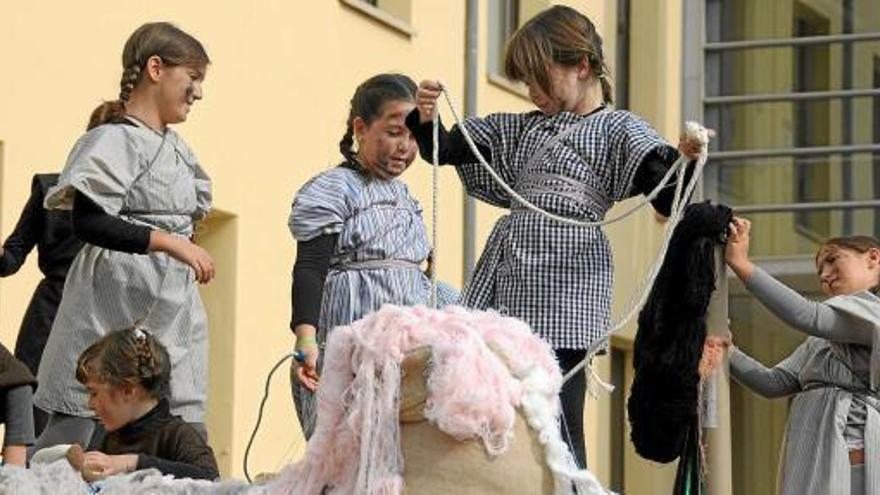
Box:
706 331 733 349
725 217 755 281
416 80 443 124
81 452 138 481
678 134 702 160
678 127 715 160
294 343 320 392
180 242 215 284
152 232 216 284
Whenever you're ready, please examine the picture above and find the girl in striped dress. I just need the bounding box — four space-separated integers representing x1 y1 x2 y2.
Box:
289 74 455 438
726 219 879 495
407 5 704 467
32 22 214 451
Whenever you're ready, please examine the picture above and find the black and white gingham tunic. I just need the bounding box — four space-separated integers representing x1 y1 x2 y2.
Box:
457 109 670 350
36 119 212 422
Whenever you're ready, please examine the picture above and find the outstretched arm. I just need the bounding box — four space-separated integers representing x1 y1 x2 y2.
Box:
725 217 870 345
729 347 801 398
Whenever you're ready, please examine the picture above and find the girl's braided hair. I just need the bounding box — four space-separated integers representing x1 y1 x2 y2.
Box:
76 326 171 400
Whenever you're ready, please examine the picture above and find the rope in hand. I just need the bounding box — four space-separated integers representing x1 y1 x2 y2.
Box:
430 110 439 309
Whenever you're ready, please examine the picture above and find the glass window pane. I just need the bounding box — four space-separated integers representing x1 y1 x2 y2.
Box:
705 97 880 153
709 0 880 43
706 41 880 97
721 207 880 257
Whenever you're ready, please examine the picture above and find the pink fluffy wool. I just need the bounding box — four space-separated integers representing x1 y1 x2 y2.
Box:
267 304 563 495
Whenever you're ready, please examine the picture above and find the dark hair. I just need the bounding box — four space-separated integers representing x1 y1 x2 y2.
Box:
504 5 613 104
87 22 210 131
339 73 417 164
76 327 171 400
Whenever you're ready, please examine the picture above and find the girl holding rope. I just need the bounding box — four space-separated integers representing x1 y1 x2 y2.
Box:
288 74 457 439
407 5 704 467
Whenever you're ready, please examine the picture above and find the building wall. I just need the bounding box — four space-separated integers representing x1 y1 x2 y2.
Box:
0 0 686 489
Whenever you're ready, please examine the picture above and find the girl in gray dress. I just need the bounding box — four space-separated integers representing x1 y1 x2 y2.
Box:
726 219 880 495
288 74 459 438
32 22 214 451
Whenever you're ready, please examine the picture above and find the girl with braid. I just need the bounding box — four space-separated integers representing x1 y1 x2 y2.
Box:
68 328 218 481
32 22 214 451
288 74 457 438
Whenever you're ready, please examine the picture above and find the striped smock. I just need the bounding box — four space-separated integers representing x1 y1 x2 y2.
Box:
35 119 212 423
288 165 444 436
743 337 880 494
289 166 435 333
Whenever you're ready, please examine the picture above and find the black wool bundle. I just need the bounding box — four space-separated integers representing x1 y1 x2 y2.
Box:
627 201 732 471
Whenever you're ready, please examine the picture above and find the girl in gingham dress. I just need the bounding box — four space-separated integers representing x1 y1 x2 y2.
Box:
33 22 214 451
407 5 704 467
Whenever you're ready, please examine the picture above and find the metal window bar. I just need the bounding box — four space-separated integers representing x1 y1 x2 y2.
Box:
732 200 880 214
712 144 880 161
705 32 880 51
705 88 880 105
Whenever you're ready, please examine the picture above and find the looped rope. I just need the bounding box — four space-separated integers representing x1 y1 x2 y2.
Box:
431 84 712 384
430 110 440 308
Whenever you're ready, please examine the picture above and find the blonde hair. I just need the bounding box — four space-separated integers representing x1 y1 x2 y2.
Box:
504 5 612 104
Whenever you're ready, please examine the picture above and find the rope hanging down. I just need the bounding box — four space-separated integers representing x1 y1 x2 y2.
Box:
430 84 712 384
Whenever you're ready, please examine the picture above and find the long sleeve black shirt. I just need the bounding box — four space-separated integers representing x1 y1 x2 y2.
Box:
96 399 219 481
0 174 83 281
72 193 151 254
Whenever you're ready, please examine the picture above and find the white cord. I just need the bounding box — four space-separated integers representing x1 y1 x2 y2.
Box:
430 110 440 309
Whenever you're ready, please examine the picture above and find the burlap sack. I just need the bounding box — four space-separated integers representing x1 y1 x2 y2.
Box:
399 347 554 494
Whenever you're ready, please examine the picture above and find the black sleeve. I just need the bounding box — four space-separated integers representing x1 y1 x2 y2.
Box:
0 181 44 276
291 234 338 330
631 146 696 217
136 454 217 480
136 426 219 480
72 192 151 254
405 108 493 166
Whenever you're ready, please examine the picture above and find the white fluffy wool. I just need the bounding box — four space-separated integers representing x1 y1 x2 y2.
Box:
0 461 251 495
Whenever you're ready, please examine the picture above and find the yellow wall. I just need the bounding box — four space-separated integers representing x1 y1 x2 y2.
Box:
0 0 686 489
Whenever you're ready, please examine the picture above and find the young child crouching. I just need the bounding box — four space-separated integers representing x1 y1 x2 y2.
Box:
72 328 218 481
